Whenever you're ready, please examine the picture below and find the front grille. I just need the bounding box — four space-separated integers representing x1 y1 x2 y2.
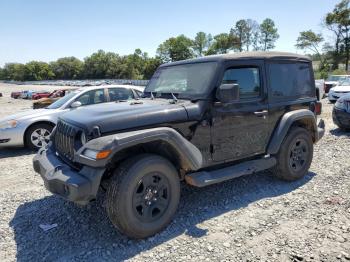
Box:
54 120 79 161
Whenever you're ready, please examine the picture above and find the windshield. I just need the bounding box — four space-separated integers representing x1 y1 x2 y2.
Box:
327 75 348 81
47 91 78 109
339 80 350 86
145 62 217 98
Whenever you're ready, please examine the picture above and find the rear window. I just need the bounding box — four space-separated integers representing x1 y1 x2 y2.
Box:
269 63 314 101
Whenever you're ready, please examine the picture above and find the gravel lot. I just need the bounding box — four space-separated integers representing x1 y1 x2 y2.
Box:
0 83 349 262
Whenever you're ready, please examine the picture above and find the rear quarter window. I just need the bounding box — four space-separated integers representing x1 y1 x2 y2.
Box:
269 62 314 101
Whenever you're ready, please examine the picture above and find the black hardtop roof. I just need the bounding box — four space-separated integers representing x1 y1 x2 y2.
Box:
160 51 311 67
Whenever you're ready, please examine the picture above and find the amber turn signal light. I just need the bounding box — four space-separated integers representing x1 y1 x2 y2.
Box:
96 150 112 160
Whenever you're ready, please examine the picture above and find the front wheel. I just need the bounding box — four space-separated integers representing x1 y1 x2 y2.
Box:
106 154 180 239
25 123 54 150
272 127 313 181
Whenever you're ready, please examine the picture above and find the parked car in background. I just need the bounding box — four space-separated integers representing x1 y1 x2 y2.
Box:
0 85 144 149
31 91 51 100
20 90 35 99
33 89 74 109
11 91 22 99
328 79 350 103
324 75 350 93
0 92 2 97
333 93 350 130
315 79 325 100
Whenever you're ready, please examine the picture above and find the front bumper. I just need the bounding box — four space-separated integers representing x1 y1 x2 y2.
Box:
0 126 25 147
332 108 350 129
33 148 105 205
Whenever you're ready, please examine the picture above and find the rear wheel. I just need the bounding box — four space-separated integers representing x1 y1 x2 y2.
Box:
25 123 54 150
272 127 313 181
106 154 180 239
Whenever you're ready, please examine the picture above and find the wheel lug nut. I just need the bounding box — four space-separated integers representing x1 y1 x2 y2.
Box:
153 198 157 201
153 190 157 194
147 201 152 205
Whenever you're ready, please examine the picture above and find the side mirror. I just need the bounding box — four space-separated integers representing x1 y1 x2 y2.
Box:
70 101 82 108
216 84 240 103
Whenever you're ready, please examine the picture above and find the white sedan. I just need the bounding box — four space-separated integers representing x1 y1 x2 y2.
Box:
0 85 144 149
328 80 350 103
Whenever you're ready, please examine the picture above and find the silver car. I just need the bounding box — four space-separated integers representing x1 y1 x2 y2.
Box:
0 85 144 149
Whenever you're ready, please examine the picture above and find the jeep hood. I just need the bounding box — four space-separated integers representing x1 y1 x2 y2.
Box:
61 99 197 134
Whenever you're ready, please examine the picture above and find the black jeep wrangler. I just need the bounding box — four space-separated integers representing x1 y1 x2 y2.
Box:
33 52 325 239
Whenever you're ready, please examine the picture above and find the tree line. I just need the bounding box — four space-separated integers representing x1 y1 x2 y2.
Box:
0 17 279 81
1 0 348 82
296 0 349 78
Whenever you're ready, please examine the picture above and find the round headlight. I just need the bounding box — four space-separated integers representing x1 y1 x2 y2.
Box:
81 132 86 145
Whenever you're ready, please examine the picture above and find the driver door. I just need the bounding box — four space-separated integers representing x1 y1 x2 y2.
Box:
211 60 270 162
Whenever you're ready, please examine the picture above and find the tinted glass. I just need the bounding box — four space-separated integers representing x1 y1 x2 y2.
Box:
108 88 134 101
145 62 217 98
76 89 105 105
269 63 313 99
222 67 260 99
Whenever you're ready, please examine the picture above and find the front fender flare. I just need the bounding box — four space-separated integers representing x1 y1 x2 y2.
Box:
75 127 203 171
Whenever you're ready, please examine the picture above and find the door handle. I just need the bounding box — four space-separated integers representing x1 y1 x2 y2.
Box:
254 110 268 117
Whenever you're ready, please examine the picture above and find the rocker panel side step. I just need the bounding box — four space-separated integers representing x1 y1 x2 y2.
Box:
185 157 276 187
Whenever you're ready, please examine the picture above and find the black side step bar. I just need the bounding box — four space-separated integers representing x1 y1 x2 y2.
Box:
185 157 276 187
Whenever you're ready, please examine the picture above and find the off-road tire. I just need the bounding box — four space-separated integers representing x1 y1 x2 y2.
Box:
272 127 313 181
25 123 54 150
106 154 180 239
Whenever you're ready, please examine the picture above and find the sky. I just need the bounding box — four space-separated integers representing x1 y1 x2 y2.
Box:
0 0 339 66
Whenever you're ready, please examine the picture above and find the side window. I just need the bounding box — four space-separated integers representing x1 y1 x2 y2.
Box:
222 67 261 99
108 88 134 101
76 89 105 106
269 63 313 100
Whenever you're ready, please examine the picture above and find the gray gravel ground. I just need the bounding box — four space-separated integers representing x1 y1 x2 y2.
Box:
0 84 350 262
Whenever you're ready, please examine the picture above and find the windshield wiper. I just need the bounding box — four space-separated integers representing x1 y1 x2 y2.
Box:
171 93 178 103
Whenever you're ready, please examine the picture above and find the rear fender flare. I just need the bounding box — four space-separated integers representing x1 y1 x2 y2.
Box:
267 109 317 155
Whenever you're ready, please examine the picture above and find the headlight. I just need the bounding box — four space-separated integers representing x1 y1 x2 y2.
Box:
82 149 112 160
0 120 18 130
329 87 335 93
335 99 346 110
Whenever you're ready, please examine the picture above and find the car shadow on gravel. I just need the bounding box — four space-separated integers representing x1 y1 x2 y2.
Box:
0 147 35 158
10 171 316 261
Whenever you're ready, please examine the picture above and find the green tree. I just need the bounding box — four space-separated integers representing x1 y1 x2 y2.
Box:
296 30 329 77
50 57 83 80
325 0 350 70
207 33 235 55
296 30 324 58
25 61 54 81
2 63 27 81
157 35 194 62
193 32 212 56
143 57 162 79
230 19 249 52
259 18 279 51
83 50 120 79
